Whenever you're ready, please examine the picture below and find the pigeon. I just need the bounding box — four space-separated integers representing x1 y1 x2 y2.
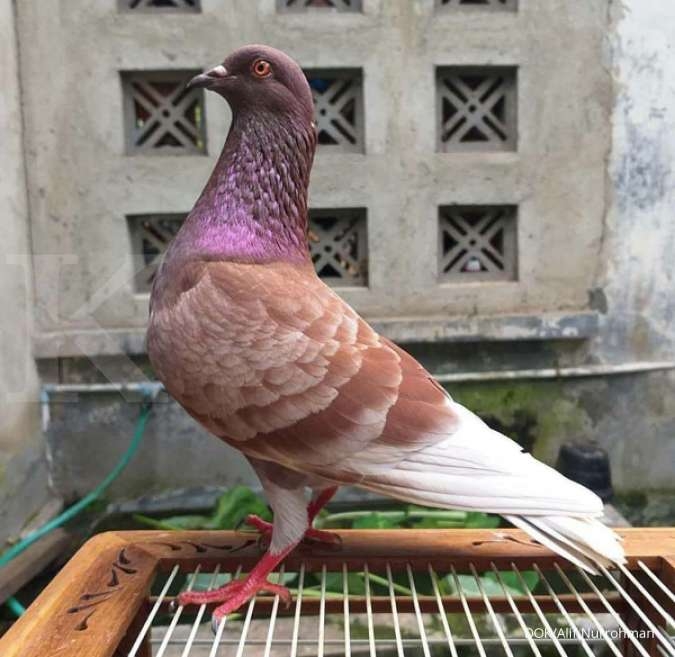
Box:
147 44 624 624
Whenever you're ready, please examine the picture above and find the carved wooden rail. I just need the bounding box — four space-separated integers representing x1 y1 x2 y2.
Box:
0 528 673 657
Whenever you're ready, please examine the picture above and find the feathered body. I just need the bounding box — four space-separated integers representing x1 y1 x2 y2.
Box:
148 45 623 622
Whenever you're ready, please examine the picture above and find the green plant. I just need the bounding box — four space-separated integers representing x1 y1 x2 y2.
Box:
135 486 539 600
134 485 271 531
316 507 501 530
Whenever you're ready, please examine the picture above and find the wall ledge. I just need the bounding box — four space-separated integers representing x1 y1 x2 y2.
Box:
370 311 600 344
33 311 599 359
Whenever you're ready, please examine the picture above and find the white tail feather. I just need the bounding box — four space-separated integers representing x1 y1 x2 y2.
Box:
505 515 625 574
345 401 626 572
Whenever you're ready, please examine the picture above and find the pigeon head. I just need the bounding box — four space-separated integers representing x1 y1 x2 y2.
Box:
188 45 314 125
167 45 317 267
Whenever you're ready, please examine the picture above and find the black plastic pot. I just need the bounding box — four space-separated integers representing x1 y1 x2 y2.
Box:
556 442 614 502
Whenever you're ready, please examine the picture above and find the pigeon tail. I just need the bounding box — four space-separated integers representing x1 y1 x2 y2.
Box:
345 401 625 573
505 514 625 574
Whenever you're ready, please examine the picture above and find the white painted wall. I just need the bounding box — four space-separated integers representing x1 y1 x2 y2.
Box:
584 0 675 488
604 0 675 364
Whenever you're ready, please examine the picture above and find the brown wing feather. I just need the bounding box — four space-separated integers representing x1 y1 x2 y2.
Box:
148 259 460 480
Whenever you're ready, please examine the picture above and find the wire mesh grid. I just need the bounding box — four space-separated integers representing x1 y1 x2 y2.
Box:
131 558 675 657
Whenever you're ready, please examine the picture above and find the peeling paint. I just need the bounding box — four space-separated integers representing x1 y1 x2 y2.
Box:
615 122 670 212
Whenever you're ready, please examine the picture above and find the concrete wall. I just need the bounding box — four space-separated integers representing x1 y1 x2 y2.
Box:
4 0 675 508
0 0 51 545
18 0 609 357
418 0 675 493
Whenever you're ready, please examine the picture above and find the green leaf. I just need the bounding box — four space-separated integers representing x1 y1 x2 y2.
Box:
187 572 233 591
487 569 539 594
463 512 501 528
133 513 211 530
133 486 272 532
352 513 399 529
443 568 539 598
412 517 467 529
447 573 502 597
406 505 467 521
208 485 272 530
323 572 366 595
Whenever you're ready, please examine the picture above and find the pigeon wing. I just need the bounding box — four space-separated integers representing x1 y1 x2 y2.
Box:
151 259 596 516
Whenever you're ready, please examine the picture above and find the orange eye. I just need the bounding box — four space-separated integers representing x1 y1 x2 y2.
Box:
252 59 272 78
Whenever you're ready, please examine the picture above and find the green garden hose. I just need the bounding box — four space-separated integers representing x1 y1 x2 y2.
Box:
1 398 154 616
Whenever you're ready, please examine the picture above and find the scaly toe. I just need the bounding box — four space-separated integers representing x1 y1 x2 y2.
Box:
303 528 342 545
202 578 292 633
177 591 199 607
209 592 251 627
260 582 292 606
178 580 245 608
244 514 274 535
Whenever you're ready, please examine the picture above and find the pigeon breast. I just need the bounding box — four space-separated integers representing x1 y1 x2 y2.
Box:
147 258 461 471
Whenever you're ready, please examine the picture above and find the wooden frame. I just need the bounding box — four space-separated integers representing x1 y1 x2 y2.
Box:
1 528 673 656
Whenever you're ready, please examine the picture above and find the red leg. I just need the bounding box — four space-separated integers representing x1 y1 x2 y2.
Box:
180 486 339 625
244 513 275 535
178 548 293 624
307 486 338 522
244 486 339 544
245 514 339 544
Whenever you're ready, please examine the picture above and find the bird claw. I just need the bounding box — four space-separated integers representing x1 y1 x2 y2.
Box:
211 614 225 636
244 514 340 547
303 527 342 546
244 514 274 536
178 576 292 635
208 583 292 635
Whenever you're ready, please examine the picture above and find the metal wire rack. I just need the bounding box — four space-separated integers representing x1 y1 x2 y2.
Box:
0 529 673 657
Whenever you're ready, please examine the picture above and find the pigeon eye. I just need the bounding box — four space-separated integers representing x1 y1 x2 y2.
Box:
252 59 272 78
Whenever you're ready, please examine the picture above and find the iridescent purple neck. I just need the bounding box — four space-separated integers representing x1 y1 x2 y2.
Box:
168 110 316 266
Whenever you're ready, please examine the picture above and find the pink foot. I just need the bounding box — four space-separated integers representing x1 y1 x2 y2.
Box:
179 487 340 631
245 514 341 545
178 576 291 624
242 513 273 536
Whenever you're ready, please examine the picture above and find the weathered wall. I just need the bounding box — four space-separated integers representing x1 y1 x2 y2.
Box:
592 0 675 491
591 0 675 490
602 0 675 367
0 0 51 545
46 391 259 502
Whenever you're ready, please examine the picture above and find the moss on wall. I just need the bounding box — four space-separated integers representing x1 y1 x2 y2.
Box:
447 380 593 464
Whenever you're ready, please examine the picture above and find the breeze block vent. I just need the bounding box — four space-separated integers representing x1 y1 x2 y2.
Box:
122 71 207 155
309 208 368 286
439 205 517 282
437 66 517 152
120 0 201 12
127 213 184 292
278 0 361 11
437 0 516 10
305 70 365 152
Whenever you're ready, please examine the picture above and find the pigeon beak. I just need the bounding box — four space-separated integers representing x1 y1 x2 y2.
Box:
186 65 229 91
